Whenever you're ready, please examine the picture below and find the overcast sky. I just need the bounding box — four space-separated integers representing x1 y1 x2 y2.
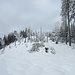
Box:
0 0 61 37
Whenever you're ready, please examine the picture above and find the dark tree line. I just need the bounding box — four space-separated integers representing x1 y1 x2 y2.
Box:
60 0 75 46
0 33 17 50
20 28 28 43
0 28 29 50
50 0 75 45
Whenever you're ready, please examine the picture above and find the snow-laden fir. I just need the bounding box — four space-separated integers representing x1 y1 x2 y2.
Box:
0 39 75 75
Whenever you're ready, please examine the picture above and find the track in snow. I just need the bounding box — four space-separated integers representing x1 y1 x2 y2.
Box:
0 41 75 75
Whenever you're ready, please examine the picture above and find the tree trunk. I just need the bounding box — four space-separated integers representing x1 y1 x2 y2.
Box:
47 36 48 43
15 41 16 46
24 38 26 43
65 19 68 45
67 0 71 46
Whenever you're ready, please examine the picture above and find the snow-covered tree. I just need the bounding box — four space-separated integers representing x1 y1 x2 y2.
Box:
22 28 28 43
14 31 19 46
61 0 74 46
51 22 60 43
0 38 2 49
39 27 45 42
0 38 5 49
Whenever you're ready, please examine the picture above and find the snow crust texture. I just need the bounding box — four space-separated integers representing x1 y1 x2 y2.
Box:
0 41 75 75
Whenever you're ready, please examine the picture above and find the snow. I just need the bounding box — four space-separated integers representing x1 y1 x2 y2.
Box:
0 40 75 75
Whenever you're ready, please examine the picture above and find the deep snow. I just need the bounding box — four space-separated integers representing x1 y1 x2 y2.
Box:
0 40 75 75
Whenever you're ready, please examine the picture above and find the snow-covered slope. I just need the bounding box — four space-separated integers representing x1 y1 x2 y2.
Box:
0 41 75 75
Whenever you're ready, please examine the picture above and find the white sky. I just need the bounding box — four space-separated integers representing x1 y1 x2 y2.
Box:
0 0 61 37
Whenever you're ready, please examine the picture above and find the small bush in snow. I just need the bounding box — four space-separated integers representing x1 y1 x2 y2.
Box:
52 39 55 42
50 47 56 54
28 45 39 53
9 45 11 48
25 44 28 48
28 42 44 53
55 41 58 44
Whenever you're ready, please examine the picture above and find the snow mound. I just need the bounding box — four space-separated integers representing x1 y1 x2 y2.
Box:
50 47 56 54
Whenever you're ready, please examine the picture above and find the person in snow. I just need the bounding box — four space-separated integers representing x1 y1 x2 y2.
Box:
45 47 49 53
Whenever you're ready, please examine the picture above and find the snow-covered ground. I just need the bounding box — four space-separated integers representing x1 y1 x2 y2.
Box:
0 40 75 75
